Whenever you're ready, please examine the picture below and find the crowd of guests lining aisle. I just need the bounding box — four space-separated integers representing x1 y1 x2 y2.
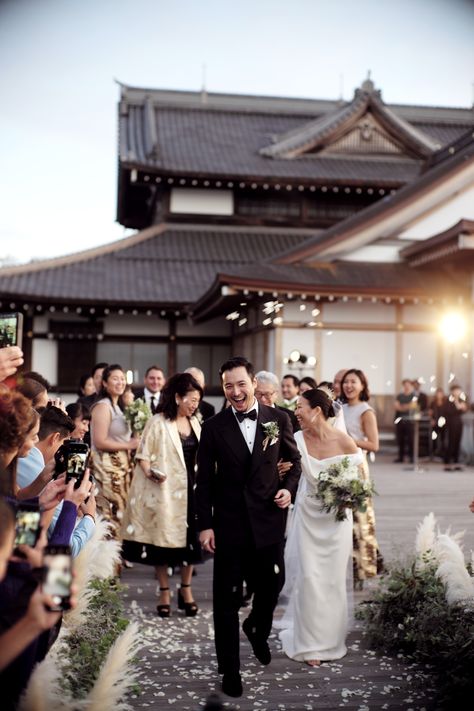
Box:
394 378 470 470
2 338 473 704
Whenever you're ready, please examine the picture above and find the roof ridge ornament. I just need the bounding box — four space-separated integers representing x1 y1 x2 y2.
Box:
355 71 382 100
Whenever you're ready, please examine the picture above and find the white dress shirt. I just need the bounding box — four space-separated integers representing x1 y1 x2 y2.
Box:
144 387 160 411
232 399 259 453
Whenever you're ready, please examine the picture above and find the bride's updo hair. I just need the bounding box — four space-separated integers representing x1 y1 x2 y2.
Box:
301 388 335 419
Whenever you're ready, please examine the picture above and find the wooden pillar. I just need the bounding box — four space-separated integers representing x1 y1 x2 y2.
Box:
168 317 177 375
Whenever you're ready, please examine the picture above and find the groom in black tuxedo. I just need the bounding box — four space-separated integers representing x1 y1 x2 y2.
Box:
196 356 301 698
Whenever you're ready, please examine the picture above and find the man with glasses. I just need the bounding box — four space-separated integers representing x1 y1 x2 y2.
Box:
255 371 300 434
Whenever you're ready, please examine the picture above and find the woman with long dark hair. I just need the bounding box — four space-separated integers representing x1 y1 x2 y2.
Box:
122 372 203 617
340 368 382 587
90 364 138 538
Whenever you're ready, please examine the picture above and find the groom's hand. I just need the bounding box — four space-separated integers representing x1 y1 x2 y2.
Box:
274 489 291 509
199 528 215 553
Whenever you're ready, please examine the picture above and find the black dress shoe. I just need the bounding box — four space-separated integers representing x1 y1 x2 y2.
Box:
221 672 243 697
242 617 271 665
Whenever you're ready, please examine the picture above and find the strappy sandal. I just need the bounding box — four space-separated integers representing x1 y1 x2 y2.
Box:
157 587 171 617
178 583 198 617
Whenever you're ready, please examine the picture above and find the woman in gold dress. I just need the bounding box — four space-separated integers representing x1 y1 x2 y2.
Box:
90 364 139 538
341 368 383 588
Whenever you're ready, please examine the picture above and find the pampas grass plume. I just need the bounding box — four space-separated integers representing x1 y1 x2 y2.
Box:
415 512 437 568
18 649 67 711
85 621 140 711
436 533 474 605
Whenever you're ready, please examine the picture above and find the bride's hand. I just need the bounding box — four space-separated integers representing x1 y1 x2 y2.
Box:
277 459 292 480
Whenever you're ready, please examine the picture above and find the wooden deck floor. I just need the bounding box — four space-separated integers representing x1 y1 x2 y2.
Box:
121 455 474 710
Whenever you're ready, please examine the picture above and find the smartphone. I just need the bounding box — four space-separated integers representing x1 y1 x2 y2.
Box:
64 441 90 488
14 502 41 549
42 545 73 611
0 312 23 349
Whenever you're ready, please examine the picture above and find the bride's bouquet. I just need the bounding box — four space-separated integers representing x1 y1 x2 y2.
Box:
311 456 375 522
123 397 152 435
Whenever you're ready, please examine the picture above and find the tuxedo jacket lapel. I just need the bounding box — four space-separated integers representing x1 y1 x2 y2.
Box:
218 408 251 466
249 406 267 475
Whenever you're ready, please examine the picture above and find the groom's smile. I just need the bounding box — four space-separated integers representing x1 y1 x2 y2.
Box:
222 365 257 412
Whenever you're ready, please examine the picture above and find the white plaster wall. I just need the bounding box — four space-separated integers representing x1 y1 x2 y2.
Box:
399 182 474 240
401 332 438 386
320 329 396 394
343 244 402 262
169 188 234 215
323 302 396 324
402 304 439 326
32 339 58 385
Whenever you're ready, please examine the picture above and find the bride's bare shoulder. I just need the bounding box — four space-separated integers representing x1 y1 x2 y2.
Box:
335 429 358 453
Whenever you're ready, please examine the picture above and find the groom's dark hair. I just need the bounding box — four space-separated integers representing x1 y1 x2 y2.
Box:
219 356 255 379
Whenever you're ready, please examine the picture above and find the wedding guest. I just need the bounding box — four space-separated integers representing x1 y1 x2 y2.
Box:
196 356 301 698
280 374 300 411
185 367 215 421
277 388 361 666
444 384 468 471
90 364 138 538
0 386 35 494
332 369 348 400
65 402 91 441
341 368 382 588
15 376 49 409
298 376 318 393
76 373 95 400
394 379 416 463
122 372 203 617
412 378 428 413
255 370 300 433
429 388 448 460
78 362 108 409
135 365 166 415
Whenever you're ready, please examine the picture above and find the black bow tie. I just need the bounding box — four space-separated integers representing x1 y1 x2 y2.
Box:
235 409 257 422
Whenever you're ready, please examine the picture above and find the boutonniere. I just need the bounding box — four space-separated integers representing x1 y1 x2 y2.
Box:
262 421 279 451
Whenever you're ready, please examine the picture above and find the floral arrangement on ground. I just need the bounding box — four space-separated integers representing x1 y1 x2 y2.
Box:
357 513 474 709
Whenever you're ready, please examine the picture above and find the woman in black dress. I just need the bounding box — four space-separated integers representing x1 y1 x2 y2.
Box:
122 373 203 616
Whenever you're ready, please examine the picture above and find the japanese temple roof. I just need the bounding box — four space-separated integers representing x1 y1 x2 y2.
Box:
274 128 474 263
118 80 473 186
0 225 313 307
190 260 465 322
400 219 474 267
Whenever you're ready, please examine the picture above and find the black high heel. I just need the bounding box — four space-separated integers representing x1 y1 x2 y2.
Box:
157 587 171 617
178 583 198 617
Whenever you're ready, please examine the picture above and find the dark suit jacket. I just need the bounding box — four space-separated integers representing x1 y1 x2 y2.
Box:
133 388 160 413
196 403 301 549
199 399 216 421
276 405 300 433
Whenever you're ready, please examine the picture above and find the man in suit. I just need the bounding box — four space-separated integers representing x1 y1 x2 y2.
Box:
196 356 301 698
134 365 166 414
279 373 300 411
255 370 300 434
184 366 216 421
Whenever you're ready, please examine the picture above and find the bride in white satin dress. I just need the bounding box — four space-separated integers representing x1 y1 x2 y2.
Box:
277 388 362 666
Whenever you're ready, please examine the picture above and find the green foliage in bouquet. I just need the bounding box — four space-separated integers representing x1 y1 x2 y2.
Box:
357 557 474 709
123 397 151 435
314 456 376 522
58 579 134 699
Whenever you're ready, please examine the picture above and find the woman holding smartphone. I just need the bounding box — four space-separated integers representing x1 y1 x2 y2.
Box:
122 372 203 617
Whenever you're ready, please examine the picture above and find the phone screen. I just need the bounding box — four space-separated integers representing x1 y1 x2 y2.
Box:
14 507 41 548
43 549 72 611
0 312 23 349
66 450 88 479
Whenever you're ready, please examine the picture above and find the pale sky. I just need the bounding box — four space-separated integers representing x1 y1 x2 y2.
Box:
0 0 473 264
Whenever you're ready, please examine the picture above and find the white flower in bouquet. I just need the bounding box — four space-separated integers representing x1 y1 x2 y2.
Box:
123 397 152 435
310 456 376 522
